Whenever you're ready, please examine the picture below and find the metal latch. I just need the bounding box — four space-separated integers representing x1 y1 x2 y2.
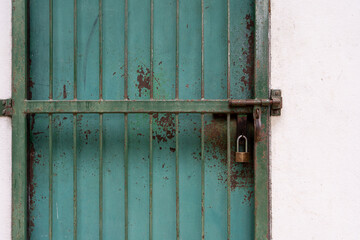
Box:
229 89 282 142
228 89 282 116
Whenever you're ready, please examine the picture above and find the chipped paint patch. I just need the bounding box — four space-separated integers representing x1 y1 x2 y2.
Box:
136 65 151 97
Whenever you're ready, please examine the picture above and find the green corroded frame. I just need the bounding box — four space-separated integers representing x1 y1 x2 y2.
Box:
11 0 270 239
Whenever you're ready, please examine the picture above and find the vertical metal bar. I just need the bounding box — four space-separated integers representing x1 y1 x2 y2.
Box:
175 114 179 240
99 114 103 240
149 1 154 238
175 0 179 99
73 8 78 238
227 113 231 240
12 0 27 238
254 0 270 238
124 114 129 240
227 0 231 236
124 3 129 236
49 0 53 100
74 0 78 99
201 113 205 240
175 0 180 235
124 0 128 100
73 114 77 240
49 114 53 240
201 0 204 99
201 0 205 233
99 0 103 100
149 114 153 240
227 0 231 99
227 1 231 237
150 0 154 100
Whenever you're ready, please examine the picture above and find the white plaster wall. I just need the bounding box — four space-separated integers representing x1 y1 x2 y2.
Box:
1 0 360 239
271 0 360 239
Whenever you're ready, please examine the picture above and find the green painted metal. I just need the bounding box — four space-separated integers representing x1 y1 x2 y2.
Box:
254 0 270 239
24 100 253 114
73 114 78 240
12 0 27 239
11 0 271 239
48 114 53 240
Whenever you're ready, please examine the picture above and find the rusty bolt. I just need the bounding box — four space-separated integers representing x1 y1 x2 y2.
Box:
2 110 6 115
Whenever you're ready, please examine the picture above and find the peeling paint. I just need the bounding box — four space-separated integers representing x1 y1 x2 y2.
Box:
153 113 175 143
136 65 151 97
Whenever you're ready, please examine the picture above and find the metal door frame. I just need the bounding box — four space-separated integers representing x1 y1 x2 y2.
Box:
11 0 270 239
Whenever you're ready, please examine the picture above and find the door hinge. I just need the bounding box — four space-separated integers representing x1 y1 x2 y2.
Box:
1 99 13 117
228 89 282 116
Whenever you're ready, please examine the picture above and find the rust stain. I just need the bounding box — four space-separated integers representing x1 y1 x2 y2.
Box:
230 163 254 191
28 143 36 210
29 80 35 88
28 142 38 234
136 65 151 97
152 113 175 143
63 85 67 99
84 130 91 140
30 114 36 131
243 190 254 204
28 79 35 100
204 117 254 191
32 131 44 135
241 14 255 92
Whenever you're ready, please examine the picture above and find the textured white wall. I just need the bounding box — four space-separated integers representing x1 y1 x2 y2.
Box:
271 0 360 239
1 0 360 239
0 0 12 240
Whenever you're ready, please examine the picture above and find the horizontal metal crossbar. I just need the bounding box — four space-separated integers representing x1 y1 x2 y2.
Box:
23 100 254 114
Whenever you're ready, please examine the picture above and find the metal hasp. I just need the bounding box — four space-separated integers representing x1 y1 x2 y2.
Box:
0 99 13 117
229 89 282 142
228 89 282 116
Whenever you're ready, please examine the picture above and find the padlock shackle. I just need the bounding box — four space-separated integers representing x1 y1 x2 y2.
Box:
236 135 248 152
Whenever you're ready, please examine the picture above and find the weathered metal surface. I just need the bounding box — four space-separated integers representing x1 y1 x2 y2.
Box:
254 107 262 142
5 94 281 115
20 0 267 240
270 89 282 116
0 99 13 116
24 100 253 114
12 0 27 240
254 0 271 238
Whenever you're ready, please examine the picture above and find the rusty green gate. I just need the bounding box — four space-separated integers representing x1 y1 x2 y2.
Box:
11 0 271 239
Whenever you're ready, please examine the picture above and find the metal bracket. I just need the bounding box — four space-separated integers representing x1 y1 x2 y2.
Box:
1 99 13 117
270 89 282 116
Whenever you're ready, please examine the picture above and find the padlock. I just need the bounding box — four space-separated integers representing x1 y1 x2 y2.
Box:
236 135 250 163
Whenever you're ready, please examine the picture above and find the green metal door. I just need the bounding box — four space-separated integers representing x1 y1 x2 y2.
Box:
11 0 270 239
